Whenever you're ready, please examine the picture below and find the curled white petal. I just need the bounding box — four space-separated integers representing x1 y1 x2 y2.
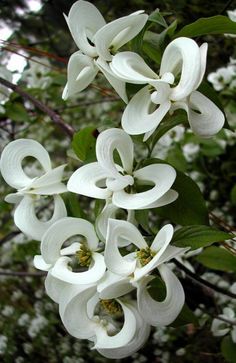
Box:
94 13 148 61
111 52 158 84
187 91 225 138
51 254 106 285
160 37 202 101
14 195 67 241
137 264 185 326
34 255 51 271
41 217 99 264
0 138 51 190
94 300 137 349
29 164 67 195
122 85 171 136
104 219 146 276
62 52 98 100
113 164 176 210
97 271 134 299
45 271 70 303
65 0 105 56
98 303 150 359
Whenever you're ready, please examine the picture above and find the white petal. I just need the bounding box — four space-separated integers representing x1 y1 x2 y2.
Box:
98 303 150 359
96 128 134 176
138 189 178 209
122 86 171 136
160 37 201 101
65 0 105 56
29 164 67 195
211 318 230 337
151 224 174 252
33 255 51 271
137 264 185 326
14 195 67 241
94 300 137 349
0 139 51 190
113 164 176 210
61 242 81 256
104 219 146 276
67 162 111 200
51 253 106 285
5 192 23 204
94 13 148 61
187 91 225 137
45 271 69 303
95 58 128 103
195 43 208 89
60 284 98 339
62 52 98 100
97 271 134 299
41 217 99 264
110 52 158 84
95 200 119 242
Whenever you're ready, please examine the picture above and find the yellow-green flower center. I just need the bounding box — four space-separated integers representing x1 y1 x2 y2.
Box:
100 299 122 315
76 245 92 267
136 247 156 267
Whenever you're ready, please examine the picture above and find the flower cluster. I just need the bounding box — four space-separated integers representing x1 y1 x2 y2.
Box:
0 0 227 359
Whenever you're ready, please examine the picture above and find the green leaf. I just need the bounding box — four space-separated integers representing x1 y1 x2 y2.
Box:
135 209 153 234
150 112 188 151
143 20 177 64
175 15 236 38
172 225 233 250
148 9 168 28
171 303 198 327
166 146 187 172
157 170 209 226
221 336 236 363
6 102 29 122
72 126 97 162
196 246 236 273
62 192 85 219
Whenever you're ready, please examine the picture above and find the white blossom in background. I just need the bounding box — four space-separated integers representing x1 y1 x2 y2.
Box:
62 0 148 101
0 139 67 240
22 57 52 89
211 307 236 342
0 66 12 112
207 64 236 91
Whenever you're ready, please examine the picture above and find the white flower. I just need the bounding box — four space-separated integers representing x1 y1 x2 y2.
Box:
110 37 224 139
34 217 106 285
0 139 67 240
62 0 148 101
103 219 187 326
22 57 52 89
211 307 236 343
68 128 178 210
59 283 150 358
228 9 236 22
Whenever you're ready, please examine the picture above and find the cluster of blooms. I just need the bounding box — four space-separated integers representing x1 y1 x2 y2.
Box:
0 0 227 359
208 57 236 91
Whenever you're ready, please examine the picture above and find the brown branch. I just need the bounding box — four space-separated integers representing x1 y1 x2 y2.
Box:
0 270 46 277
174 259 236 299
0 77 74 138
209 212 236 233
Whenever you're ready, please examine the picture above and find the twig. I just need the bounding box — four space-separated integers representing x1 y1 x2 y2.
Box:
0 270 46 277
0 231 21 246
220 0 235 14
174 259 236 299
58 97 120 110
209 212 236 233
0 77 74 137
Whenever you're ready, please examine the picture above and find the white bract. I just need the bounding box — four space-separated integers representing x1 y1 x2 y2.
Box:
103 219 187 325
67 128 178 210
62 0 148 101
110 37 225 140
22 57 52 89
0 139 67 240
35 217 106 285
59 283 150 358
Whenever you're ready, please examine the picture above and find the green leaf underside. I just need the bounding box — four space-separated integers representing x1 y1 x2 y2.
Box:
175 15 236 38
172 225 232 250
196 246 236 273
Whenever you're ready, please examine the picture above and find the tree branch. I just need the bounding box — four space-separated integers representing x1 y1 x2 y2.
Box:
0 77 74 138
174 259 236 299
0 270 46 277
